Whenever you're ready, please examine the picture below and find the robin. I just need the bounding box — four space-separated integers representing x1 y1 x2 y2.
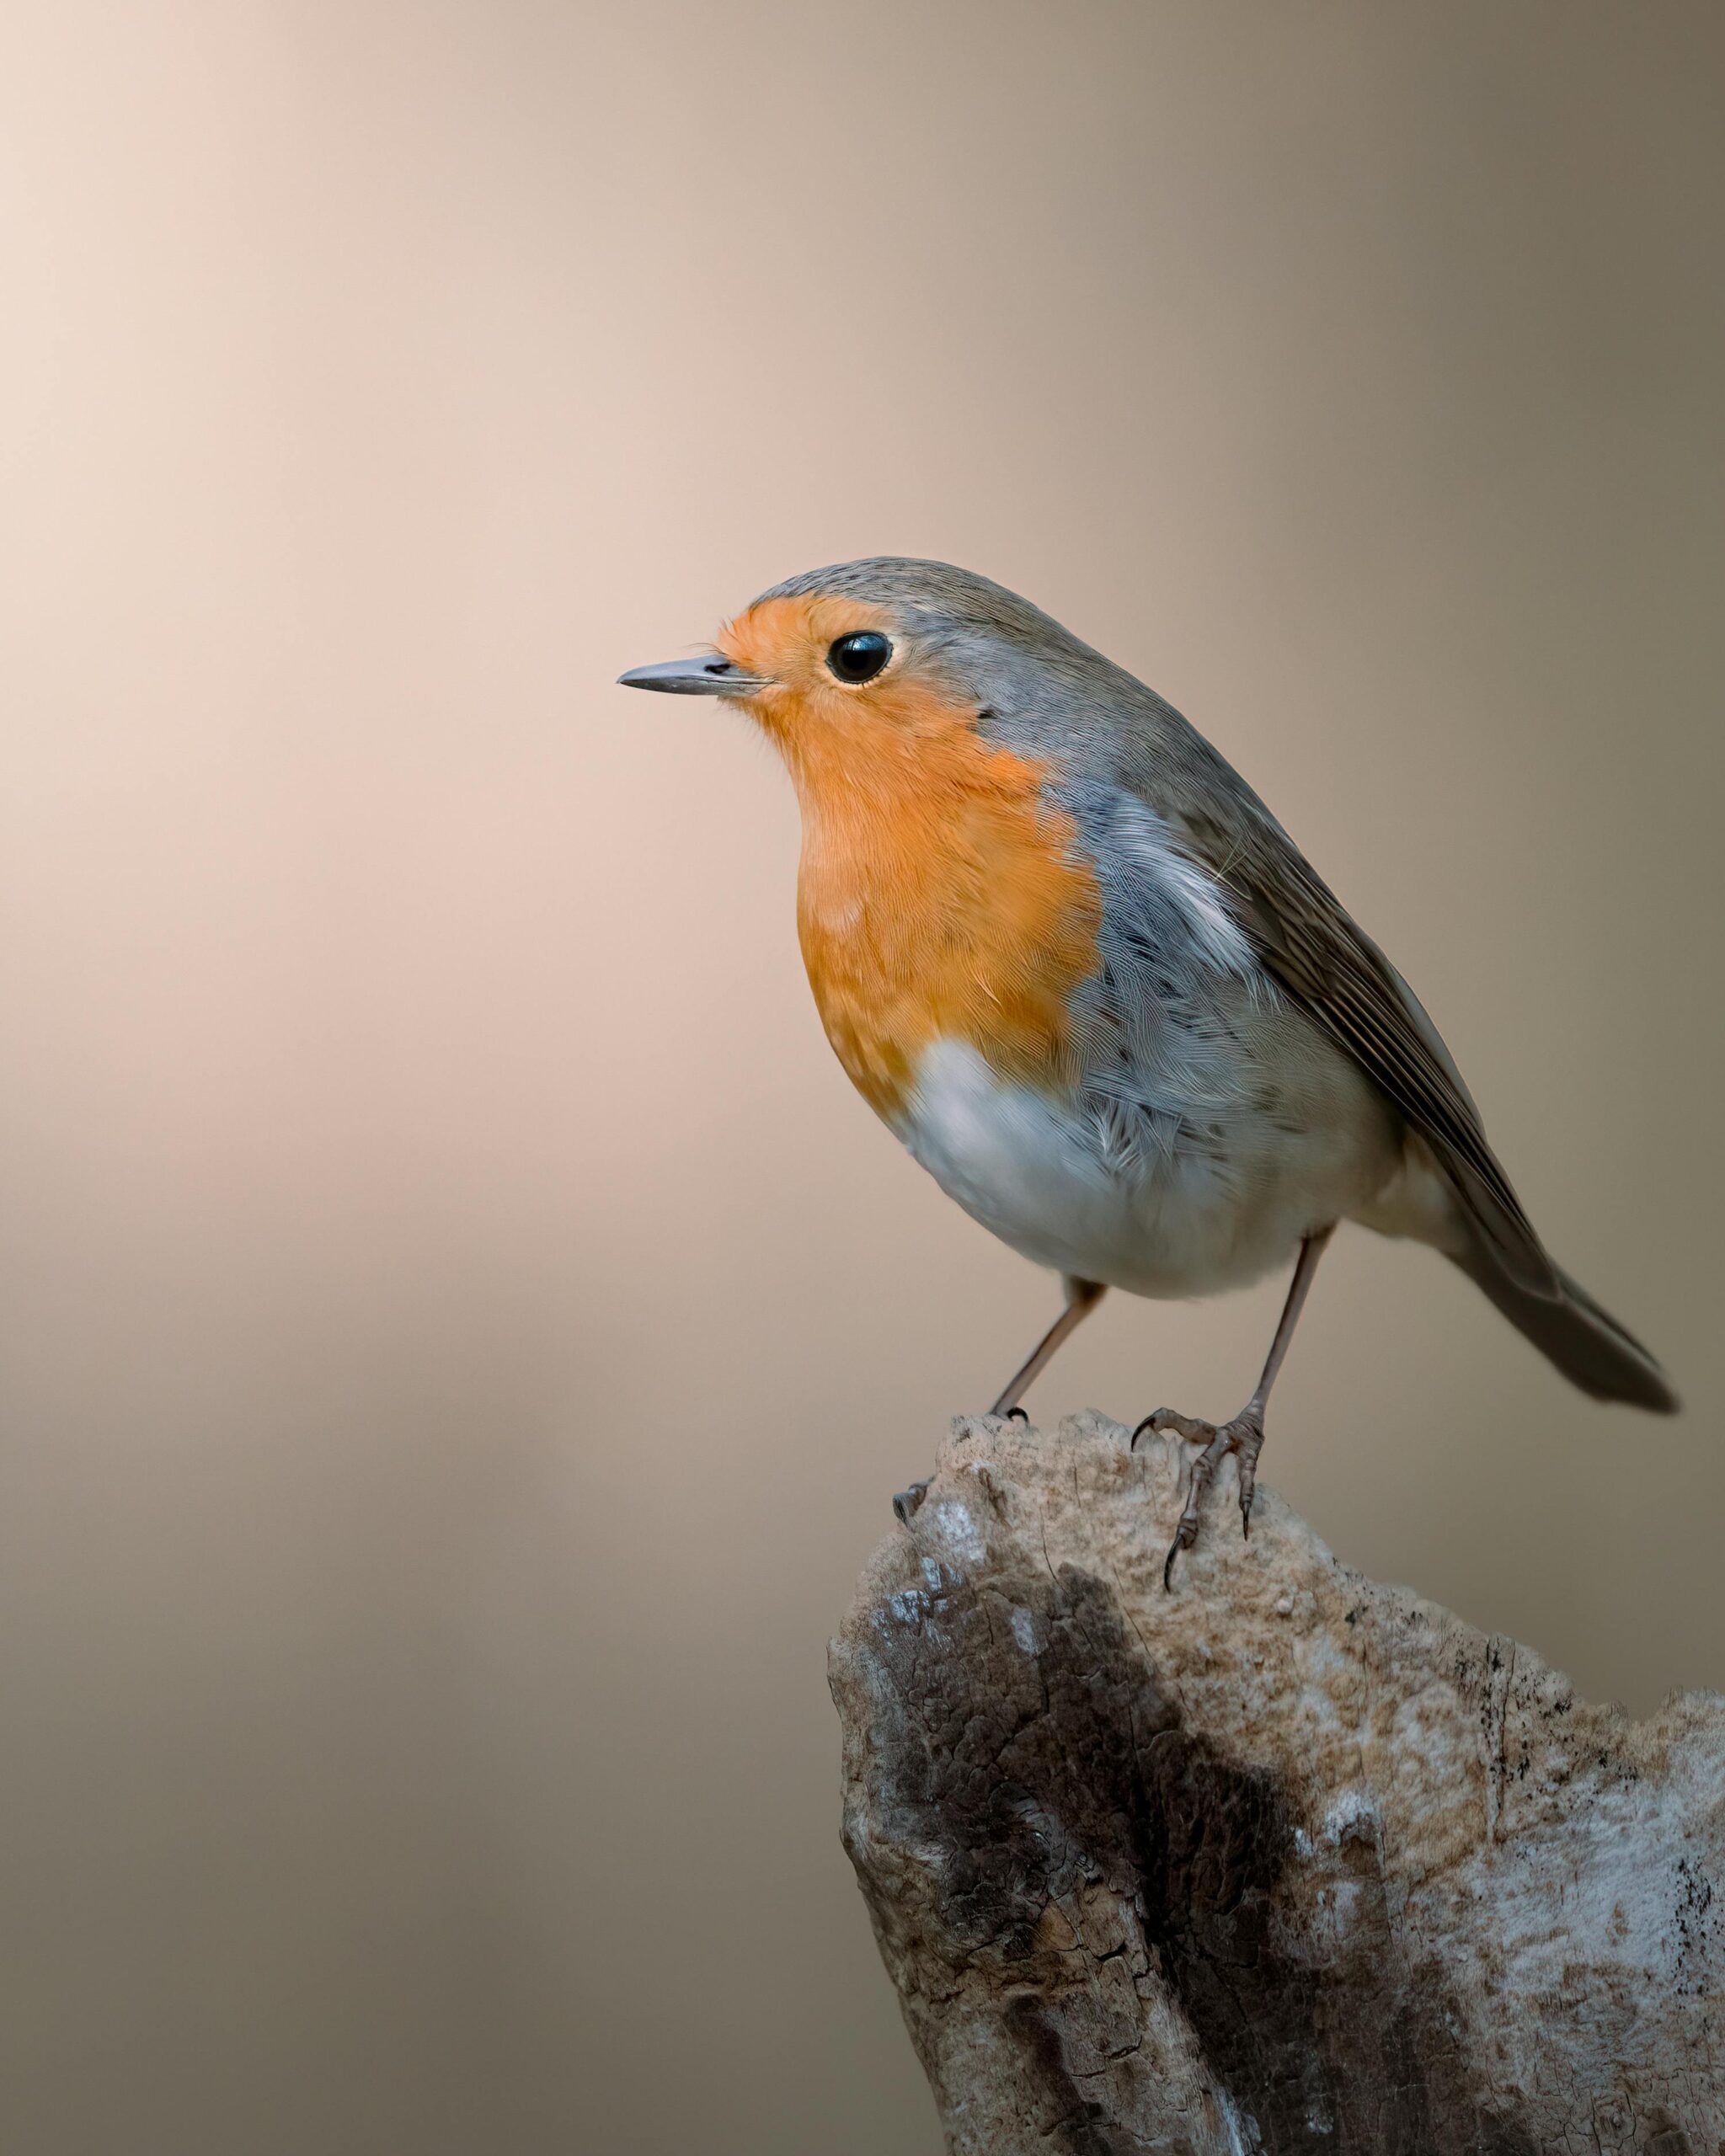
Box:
621 559 1677 1583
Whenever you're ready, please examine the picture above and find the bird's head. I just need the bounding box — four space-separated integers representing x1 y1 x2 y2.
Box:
618 558 1119 790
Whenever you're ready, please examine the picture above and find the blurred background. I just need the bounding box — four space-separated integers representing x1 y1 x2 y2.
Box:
2 3 1722 2150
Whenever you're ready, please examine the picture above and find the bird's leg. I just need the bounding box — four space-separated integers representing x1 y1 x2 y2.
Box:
895 1278 1106 1526
1135 1227 1333 1588
991 1277 1108 1420
893 1279 1107 1525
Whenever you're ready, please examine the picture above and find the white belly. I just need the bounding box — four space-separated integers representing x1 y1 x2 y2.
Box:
895 1037 1396 1299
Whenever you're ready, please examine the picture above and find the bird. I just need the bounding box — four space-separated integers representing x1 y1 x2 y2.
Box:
620 558 1677 1584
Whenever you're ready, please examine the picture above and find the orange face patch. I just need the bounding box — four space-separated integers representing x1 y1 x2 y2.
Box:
717 595 1102 1119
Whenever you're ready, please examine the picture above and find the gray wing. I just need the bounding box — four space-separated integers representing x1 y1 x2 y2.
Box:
1153 766 1560 1296
969 633 1560 1296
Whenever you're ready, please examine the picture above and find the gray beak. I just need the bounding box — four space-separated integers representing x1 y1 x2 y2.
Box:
617 654 770 696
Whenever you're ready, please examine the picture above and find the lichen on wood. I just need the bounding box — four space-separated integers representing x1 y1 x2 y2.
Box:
830 1412 1723 2154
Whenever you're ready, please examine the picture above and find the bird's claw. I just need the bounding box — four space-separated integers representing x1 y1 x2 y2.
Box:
1162 1508 1200 1593
1134 1406 1265 1588
892 1481 929 1527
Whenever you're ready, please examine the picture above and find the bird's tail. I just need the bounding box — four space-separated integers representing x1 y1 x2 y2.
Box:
1449 1236 1679 1413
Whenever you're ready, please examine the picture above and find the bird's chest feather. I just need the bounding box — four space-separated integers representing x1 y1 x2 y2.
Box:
790 736 1391 1296
793 734 1103 1123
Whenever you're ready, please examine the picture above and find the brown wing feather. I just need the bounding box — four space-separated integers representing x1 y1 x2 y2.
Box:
1170 798 1560 1296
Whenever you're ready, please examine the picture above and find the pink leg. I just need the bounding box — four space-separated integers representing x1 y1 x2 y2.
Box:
895 1277 1107 1526
1133 1228 1334 1588
991 1277 1108 1417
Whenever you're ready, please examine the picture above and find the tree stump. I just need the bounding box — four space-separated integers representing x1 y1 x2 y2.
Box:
829 1412 1723 2154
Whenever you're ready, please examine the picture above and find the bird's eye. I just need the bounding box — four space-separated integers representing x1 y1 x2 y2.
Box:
826 631 893 684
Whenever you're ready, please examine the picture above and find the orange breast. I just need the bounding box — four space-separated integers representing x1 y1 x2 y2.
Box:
778 705 1101 1119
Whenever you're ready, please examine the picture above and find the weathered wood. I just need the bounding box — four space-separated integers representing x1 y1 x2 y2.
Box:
830 1412 1723 2154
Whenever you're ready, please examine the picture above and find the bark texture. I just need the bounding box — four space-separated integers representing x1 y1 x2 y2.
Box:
830 1412 1723 2155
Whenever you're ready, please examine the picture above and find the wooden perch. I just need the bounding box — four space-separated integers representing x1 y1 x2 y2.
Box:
829 1413 1723 2154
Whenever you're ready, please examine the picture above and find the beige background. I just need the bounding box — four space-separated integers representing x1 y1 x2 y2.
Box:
2 4 1721 2151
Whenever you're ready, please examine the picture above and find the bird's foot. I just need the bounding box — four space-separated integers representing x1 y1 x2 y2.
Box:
1131 1405 1266 1589
892 1481 929 1527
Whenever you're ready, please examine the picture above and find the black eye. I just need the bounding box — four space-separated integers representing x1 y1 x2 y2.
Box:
826 631 893 684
